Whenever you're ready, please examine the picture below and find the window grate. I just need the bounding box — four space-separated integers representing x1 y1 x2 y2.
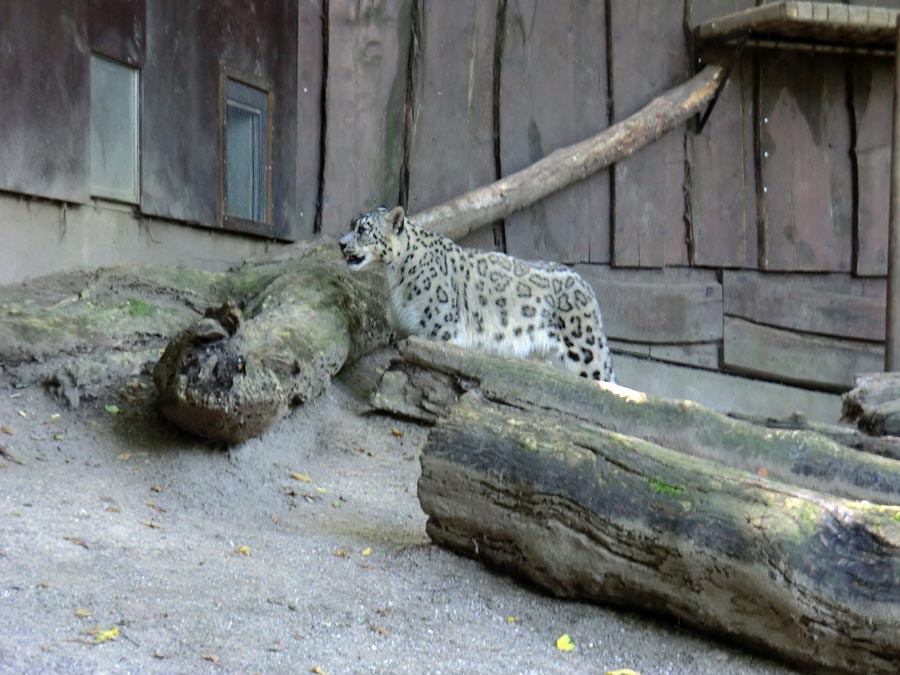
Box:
225 79 268 223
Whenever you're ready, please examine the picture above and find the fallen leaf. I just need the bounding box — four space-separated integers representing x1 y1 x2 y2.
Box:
146 502 167 513
202 654 219 664
390 428 403 438
53 433 65 441
333 549 348 558
236 545 251 556
290 472 312 483
150 484 164 493
1 426 13 435
94 626 119 643
607 670 643 675
104 405 120 415
49 413 61 420
74 607 92 618
153 650 166 659
64 537 89 549
116 453 132 461
80 625 101 636
310 667 326 675
143 521 161 529
105 506 120 513
17 410 27 418
371 624 390 637
556 634 575 652
331 501 340 509
757 468 768 477
507 617 518 624
314 486 327 494
361 547 372 557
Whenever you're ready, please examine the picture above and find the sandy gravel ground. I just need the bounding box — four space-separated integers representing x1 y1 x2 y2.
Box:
0 349 800 675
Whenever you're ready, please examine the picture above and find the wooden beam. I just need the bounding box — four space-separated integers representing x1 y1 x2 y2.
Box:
887 16 900 370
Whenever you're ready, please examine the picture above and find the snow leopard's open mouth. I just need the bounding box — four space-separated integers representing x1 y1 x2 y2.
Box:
343 252 369 270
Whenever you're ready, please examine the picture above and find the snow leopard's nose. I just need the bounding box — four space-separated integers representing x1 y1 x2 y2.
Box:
338 234 351 252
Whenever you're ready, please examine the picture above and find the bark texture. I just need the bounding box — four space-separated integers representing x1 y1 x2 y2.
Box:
0 242 391 443
372 338 900 675
374 339 900 505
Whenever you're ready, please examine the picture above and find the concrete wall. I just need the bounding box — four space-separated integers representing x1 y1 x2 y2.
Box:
0 192 276 286
615 354 842 424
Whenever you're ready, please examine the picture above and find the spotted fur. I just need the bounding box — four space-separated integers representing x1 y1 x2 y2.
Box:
338 206 615 382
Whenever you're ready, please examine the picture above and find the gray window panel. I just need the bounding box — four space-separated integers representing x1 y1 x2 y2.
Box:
225 79 268 223
90 55 139 203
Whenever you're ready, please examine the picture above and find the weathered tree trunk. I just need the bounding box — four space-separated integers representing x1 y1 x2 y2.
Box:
374 339 900 505
0 241 391 443
842 371 900 439
842 371 900 423
371 338 900 675
728 411 900 462
152 242 392 441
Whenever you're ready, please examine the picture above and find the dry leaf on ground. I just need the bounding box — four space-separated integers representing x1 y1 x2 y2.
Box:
556 634 575 652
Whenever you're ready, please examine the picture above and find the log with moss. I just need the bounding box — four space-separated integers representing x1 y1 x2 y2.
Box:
0 241 392 442
371 338 900 675
374 338 900 505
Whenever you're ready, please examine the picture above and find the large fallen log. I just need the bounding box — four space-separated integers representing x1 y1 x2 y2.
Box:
0 241 391 442
371 339 900 675
373 339 900 505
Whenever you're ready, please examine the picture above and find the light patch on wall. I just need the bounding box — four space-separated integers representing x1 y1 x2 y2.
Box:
90 54 139 203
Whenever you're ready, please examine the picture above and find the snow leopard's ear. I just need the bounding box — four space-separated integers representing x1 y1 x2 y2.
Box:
388 206 405 234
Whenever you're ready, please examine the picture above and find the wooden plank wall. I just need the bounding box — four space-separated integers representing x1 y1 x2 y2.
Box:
687 0 758 269
405 0 499 250
319 0 413 235
609 0 690 268
500 0 610 263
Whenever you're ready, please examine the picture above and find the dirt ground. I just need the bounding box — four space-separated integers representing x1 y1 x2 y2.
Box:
0 348 801 675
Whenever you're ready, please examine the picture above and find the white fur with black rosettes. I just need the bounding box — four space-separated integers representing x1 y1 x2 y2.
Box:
339 206 615 383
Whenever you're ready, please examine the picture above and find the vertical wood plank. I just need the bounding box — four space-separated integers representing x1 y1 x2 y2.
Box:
758 52 853 271
687 0 758 269
849 0 900 276
500 0 610 263
406 0 498 250
296 0 324 240
0 1 89 204
853 58 892 276
320 0 412 235
610 0 690 268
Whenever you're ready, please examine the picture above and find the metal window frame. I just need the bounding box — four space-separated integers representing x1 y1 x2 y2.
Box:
219 65 274 236
89 52 141 204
